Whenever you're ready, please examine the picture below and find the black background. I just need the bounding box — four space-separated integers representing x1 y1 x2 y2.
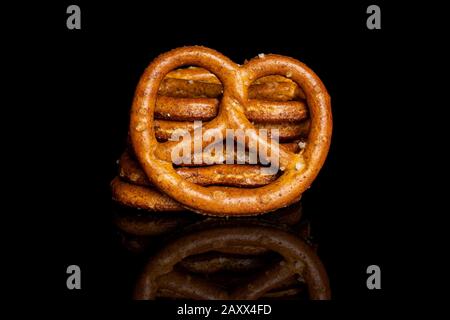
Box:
18 0 420 310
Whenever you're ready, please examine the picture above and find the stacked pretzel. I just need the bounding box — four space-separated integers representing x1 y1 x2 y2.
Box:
111 46 332 300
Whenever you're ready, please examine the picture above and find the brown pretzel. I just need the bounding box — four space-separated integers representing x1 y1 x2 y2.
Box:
154 96 218 121
130 46 332 215
166 67 221 83
167 66 306 87
164 67 306 100
112 176 306 222
159 71 305 101
111 177 183 211
126 137 303 166
154 119 309 141
134 224 330 300
155 97 307 122
119 151 278 187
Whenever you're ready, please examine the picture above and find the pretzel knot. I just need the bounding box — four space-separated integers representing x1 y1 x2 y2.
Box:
133 224 330 300
130 46 332 216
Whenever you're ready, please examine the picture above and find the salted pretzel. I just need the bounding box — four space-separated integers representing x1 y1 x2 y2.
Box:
153 119 309 141
154 97 308 122
111 177 183 211
111 173 308 215
159 67 306 101
133 224 330 300
118 151 277 187
130 46 332 216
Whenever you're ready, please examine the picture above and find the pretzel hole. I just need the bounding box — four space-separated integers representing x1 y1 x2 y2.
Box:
247 75 311 149
153 67 223 142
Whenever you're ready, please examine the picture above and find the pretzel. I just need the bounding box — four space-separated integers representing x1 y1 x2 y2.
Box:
166 67 222 83
159 70 306 101
126 136 303 166
159 78 223 99
112 176 289 217
119 151 277 187
130 46 332 215
154 96 307 122
133 224 330 300
166 66 305 86
111 177 183 211
154 119 309 141
155 97 218 121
